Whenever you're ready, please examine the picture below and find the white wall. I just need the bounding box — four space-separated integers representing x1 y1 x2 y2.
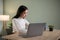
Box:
0 0 3 33
4 0 60 29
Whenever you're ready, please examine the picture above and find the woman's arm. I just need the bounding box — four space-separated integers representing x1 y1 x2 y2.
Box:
12 19 27 35
25 19 30 29
12 19 19 34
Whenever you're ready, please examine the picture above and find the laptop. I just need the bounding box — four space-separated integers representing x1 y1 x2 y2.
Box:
20 23 46 38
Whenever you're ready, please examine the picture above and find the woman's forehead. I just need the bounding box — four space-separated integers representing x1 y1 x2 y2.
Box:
25 10 28 13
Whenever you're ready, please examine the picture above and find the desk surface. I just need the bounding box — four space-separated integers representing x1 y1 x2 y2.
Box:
2 30 60 40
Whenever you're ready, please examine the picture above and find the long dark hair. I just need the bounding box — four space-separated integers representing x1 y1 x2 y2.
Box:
13 5 28 18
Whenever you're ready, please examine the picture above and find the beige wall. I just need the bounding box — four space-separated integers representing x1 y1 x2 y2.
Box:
0 0 3 33
4 0 60 29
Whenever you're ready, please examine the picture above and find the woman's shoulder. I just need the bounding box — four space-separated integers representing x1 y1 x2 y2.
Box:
12 18 18 21
12 18 16 20
12 18 22 21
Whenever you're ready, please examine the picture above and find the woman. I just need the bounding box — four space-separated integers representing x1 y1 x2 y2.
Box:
12 5 29 35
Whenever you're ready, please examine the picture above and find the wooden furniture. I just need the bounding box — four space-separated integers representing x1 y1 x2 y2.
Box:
2 30 60 40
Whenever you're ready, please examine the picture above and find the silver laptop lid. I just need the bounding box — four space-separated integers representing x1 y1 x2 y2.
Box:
27 23 46 37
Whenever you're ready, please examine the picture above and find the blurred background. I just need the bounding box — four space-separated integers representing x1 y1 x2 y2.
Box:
0 0 60 34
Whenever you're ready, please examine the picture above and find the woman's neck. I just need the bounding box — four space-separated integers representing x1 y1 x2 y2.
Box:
19 17 25 19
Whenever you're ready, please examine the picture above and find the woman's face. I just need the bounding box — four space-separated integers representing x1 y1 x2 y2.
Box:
20 10 28 18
